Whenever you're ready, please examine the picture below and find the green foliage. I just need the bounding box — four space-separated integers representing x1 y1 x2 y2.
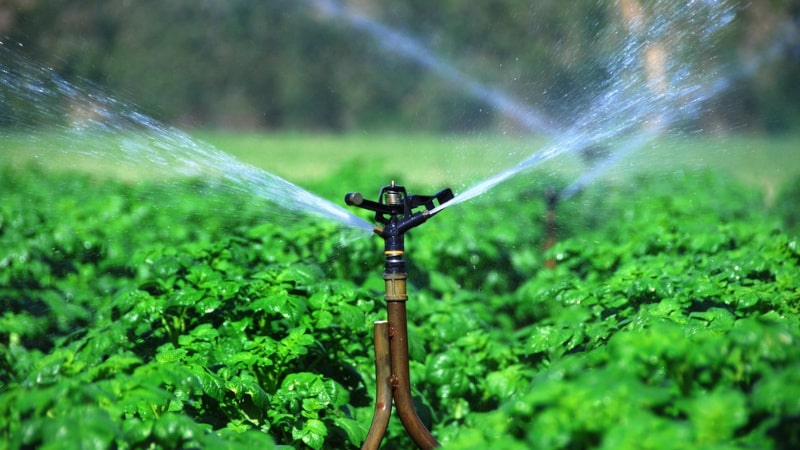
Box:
415 172 800 449
0 166 376 448
2 162 799 449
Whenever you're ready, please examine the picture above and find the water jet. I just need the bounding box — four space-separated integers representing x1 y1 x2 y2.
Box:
1 42 372 233
422 0 776 215
305 0 561 136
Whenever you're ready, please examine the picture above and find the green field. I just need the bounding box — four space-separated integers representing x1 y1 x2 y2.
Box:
2 132 800 449
6 130 800 197
196 132 800 199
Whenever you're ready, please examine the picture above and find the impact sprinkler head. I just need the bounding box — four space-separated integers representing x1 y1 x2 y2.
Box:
345 181 453 278
345 181 453 243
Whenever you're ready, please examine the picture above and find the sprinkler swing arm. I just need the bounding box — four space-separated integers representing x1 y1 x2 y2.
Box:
345 183 452 232
345 182 453 450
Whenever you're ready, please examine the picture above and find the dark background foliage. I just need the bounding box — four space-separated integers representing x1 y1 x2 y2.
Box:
2 0 799 132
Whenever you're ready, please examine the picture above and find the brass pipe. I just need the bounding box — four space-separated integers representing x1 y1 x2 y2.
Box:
361 321 393 450
387 300 440 450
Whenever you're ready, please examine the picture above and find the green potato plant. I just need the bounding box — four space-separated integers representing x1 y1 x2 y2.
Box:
1 163 798 449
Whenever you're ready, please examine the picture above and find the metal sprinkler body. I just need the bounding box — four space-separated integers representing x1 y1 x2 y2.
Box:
345 182 453 450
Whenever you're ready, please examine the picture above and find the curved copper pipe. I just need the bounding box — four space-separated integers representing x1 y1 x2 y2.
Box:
387 301 440 450
346 183 448 449
361 321 393 450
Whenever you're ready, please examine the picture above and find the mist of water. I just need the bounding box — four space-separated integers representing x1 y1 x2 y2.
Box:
557 15 800 201
302 0 749 215
430 0 742 213
4 1 789 231
1 41 372 232
305 0 562 137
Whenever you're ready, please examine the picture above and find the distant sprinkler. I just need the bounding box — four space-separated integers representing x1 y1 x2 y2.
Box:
542 187 560 269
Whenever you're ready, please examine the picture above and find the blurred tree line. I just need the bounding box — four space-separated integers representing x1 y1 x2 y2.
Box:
1 0 798 132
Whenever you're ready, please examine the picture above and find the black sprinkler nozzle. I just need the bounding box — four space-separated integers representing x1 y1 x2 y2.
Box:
344 192 364 206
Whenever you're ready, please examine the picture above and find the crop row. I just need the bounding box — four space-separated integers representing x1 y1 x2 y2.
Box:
1 163 799 448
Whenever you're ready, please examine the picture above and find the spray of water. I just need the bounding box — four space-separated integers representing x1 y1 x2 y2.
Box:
558 15 800 201
430 0 742 214
5 2 788 229
1 41 372 232
302 0 751 214
305 0 562 137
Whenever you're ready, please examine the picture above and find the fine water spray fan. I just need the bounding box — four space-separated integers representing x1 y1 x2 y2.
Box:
344 181 453 450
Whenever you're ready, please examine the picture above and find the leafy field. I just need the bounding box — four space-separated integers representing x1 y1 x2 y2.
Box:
2 133 800 449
